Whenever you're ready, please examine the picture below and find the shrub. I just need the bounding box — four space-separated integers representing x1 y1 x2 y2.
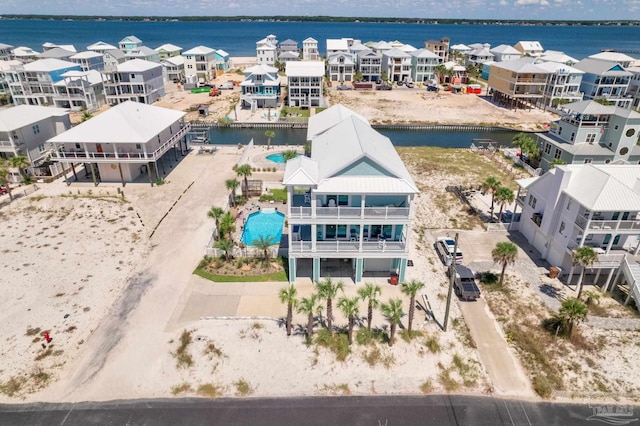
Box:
423 334 442 353
197 383 224 398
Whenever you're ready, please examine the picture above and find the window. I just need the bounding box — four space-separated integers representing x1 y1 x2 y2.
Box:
584 158 592 164
135 144 141 150
567 199 572 210
605 159 611 164
586 134 596 143
558 126 562 135
554 148 562 159
620 147 629 155
570 132 575 142
38 143 45 152
626 128 636 137
32 124 40 134
544 143 551 155
75 143 81 150
559 221 565 235
528 195 537 209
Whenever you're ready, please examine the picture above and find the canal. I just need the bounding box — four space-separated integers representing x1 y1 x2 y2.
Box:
204 126 521 148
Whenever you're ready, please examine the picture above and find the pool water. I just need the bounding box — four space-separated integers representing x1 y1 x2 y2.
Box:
266 153 299 163
241 210 286 246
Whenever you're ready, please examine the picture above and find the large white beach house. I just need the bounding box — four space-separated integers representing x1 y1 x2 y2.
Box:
283 105 418 284
49 101 189 186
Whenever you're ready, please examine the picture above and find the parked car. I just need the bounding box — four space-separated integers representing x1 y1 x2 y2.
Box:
405 81 415 88
336 84 352 90
377 84 392 91
501 210 513 223
0 186 7 195
427 85 439 92
435 237 463 265
452 265 481 301
219 81 234 90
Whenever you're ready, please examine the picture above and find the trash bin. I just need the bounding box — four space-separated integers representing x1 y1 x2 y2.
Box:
389 274 399 285
549 266 560 279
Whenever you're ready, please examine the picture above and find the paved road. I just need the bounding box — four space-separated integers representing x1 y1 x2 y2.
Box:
458 299 531 397
0 395 625 426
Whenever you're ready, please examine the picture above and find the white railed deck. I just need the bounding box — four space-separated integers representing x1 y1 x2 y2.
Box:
288 206 410 220
289 240 406 254
52 125 189 163
574 216 640 232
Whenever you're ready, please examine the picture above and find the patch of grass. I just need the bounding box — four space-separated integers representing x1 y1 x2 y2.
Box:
25 327 41 337
172 329 194 369
400 329 424 343
423 334 441 353
234 379 254 396
420 379 434 394
65 326 77 333
320 383 351 396
194 266 287 282
0 376 25 397
171 382 192 395
197 383 224 398
34 347 53 361
356 328 385 345
361 345 395 368
532 374 553 398
437 363 460 392
478 271 499 285
315 329 351 362
452 354 479 387
204 341 225 358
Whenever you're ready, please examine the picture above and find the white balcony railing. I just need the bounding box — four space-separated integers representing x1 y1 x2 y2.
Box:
574 217 640 232
289 206 410 220
289 239 406 254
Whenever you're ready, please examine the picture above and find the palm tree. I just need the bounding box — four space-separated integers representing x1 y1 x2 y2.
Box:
236 164 252 198
303 142 312 157
265 130 275 150
0 164 13 201
8 155 30 182
380 298 405 346
314 276 344 336
357 283 381 331
225 179 240 207
279 285 298 336
573 246 598 300
549 158 566 169
252 235 277 259
220 212 235 241
282 149 298 162
214 238 234 262
559 298 588 338
494 186 515 223
297 293 322 339
492 241 518 286
482 176 501 221
207 206 225 240
337 296 360 345
512 133 540 164
401 280 425 333
81 111 93 122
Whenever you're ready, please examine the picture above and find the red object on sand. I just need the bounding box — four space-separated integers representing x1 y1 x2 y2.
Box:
43 332 52 343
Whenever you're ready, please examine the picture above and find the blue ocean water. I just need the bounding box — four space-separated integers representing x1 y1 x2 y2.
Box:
241 210 285 246
0 19 638 60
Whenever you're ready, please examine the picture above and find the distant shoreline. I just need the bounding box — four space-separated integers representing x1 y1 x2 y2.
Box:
1 15 639 26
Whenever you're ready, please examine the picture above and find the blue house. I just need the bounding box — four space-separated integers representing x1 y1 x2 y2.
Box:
240 64 281 109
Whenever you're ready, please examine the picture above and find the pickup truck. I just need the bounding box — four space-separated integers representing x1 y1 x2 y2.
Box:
451 265 481 301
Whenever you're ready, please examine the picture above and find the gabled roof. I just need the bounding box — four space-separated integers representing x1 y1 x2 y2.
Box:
126 46 158 57
534 61 583 75
49 101 184 145
0 105 68 131
307 104 369 140
87 41 117 51
42 42 76 52
38 47 76 59
400 44 417 52
562 165 640 211
589 51 635 63
22 58 80 72
103 49 125 59
216 49 229 57
282 155 319 186
326 39 350 51
491 57 548 74
372 41 392 50
357 49 380 59
469 47 493 58
119 35 142 44
560 100 614 115
573 58 632 76
303 37 317 43
280 39 298 45
56 69 103 86
349 42 369 53
155 43 182 52
183 45 215 55
244 63 278 75
285 61 324 77
410 48 439 59
115 58 161 72
450 44 471 51
162 56 184 66
515 41 543 51
490 44 520 55
12 46 39 56
0 60 22 71
382 47 411 59
538 51 578 65
0 43 14 50
279 51 299 59
327 53 355 65
70 51 103 59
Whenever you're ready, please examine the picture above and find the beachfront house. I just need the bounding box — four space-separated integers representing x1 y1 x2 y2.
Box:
589 52 635 69
283 105 418 284
38 47 76 61
356 49 382 82
489 45 521 63
215 49 230 72
370 41 392 57
161 56 185 83
125 46 161 63
466 44 494 67
279 39 298 55
382 48 412 83
118 35 143 53
302 37 319 61
70 51 105 72
278 51 299 64
409 49 438 83
0 43 14 61
6 58 82 107
102 49 126 70
0 105 71 181
573 58 633 109
538 51 578 66
487 57 550 110
11 46 40 63
49 101 189 186
285 61 324 108
101 59 164 106
53 70 105 112
514 41 544 57
535 61 584 109
240 64 281 110
256 35 278 66
182 46 216 82
326 38 350 58
533 100 640 171
155 43 182 59
513 164 640 306
441 61 467 85
327 52 355 82
628 66 640 110
423 37 450 64
0 60 21 96
86 41 118 54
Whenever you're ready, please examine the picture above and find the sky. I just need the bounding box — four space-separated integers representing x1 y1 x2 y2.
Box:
0 0 638 20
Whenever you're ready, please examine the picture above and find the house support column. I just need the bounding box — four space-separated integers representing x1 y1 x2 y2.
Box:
153 161 160 181
167 150 173 169
398 258 408 282
147 162 154 186
608 265 624 293
634 238 640 256
311 224 317 252
624 285 634 306
89 163 97 187
603 267 616 291
288 258 296 283
355 258 363 284
118 163 125 187
62 164 70 186
160 155 166 176
174 145 179 162
71 163 78 181
567 266 575 286
312 258 320 283
594 268 602 286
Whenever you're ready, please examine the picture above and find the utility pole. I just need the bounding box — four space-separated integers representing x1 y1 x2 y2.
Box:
443 232 459 332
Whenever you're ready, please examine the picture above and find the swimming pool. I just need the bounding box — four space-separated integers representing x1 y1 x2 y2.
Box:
241 209 286 246
266 153 299 164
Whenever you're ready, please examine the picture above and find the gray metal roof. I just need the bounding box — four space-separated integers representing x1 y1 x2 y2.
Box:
306 104 369 140
573 58 633 76
0 105 68 132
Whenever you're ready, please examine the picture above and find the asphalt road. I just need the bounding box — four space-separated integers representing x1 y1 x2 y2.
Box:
0 395 631 426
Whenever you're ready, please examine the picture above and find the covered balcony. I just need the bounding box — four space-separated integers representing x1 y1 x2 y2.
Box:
574 210 640 234
288 192 411 222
